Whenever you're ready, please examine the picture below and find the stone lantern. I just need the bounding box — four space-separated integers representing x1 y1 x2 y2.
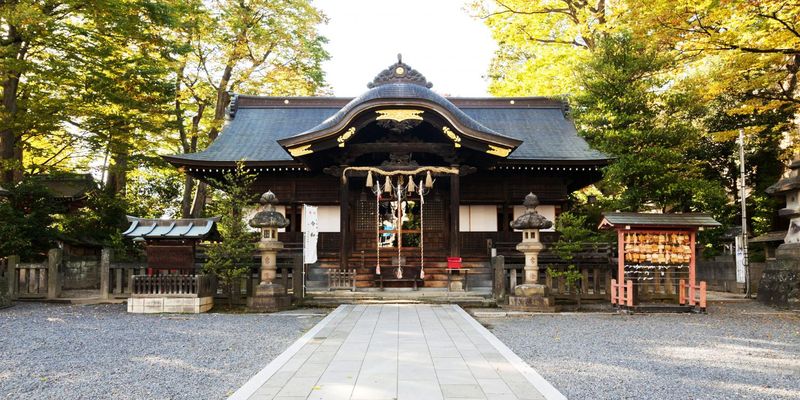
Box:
247 190 291 311
507 193 556 311
760 158 800 307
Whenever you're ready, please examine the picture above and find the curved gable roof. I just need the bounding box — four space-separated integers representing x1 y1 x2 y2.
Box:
277 83 522 149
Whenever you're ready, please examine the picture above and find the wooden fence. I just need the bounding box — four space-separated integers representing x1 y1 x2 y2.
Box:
0 258 10 307
4 250 61 300
492 242 615 302
209 252 304 305
132 274 213 297
2 247 304 305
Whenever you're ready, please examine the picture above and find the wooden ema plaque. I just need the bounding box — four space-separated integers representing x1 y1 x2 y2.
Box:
146 244 194 270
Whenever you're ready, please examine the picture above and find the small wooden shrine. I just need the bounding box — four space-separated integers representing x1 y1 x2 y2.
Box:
599 212 720 312
121 216 220 272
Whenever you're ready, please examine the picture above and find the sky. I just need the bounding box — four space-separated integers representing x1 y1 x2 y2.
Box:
313 0 497 97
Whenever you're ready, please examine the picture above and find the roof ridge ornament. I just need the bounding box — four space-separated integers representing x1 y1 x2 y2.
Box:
367 54 433 89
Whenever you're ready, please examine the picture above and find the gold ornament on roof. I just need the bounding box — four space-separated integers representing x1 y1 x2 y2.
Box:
375 109 424 122
486 145 511 157
337 127 356 147
288 144 313 157
442 126 461 148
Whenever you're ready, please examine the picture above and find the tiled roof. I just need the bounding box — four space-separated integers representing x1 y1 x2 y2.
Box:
122 216 221 240
165 94 609 165
287 83 514 141
599 212 721 229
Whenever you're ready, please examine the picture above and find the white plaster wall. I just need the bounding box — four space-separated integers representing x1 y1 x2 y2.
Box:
459 205 498 232
301 205 340 233
513 205 556 232
459 206 471 231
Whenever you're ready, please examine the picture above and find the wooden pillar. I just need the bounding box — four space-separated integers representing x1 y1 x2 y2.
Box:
689 230 696 306
7 255 18 300
100 248 111 300
617 229 625 305
340 172 350 269
47 248 62 300
450 172 460 257
492 255 505 300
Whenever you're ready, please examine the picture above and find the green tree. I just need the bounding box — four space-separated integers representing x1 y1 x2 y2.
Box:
477 0 798 237
0 180 55 260
1 1 186 187
547 211 598 309
573 33 728 213
203 163 258 308
175 0 330 217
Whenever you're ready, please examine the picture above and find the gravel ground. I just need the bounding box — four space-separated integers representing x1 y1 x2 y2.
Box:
0 303 327 400
481 301 800 400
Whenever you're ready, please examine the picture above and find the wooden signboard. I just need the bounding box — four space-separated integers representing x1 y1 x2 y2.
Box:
146 244 195 270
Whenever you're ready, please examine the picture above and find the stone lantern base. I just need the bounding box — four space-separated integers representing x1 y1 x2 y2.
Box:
247 283 291 312
758 243 800 309
507 284 557 312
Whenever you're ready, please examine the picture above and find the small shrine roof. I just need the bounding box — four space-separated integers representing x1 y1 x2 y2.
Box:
122 216 221 240
598 212 721 230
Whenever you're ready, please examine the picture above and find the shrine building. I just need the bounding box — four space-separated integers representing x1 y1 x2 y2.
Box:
164 56 610 290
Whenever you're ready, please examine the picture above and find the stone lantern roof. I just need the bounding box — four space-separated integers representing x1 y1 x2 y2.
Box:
510 193 553 230
249 191 289 229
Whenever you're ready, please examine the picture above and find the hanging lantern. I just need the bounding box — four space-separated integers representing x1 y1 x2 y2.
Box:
366 170 373 188
407 178 416 192
384 176 392 194
425 171 433 188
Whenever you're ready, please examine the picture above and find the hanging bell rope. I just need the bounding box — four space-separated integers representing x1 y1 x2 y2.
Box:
341 166 459 183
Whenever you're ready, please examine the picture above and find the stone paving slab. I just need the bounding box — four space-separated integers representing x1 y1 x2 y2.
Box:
229 305 565 400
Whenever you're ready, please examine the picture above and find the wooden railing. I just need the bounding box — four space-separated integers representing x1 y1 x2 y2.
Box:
492 243 614 303
679 280 707 310
209 252 304 305
132 274 213 297
328 269 356 291
107 263 148 297
15 263 49 299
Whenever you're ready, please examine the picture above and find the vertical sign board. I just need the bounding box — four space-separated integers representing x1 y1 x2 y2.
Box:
735 235 746 283
303 205 319 265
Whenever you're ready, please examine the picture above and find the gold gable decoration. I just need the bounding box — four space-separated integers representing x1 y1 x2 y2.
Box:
486 144 511 157
442 126 462 148
288 144 313 157
375 109 424 122
337 127 356 148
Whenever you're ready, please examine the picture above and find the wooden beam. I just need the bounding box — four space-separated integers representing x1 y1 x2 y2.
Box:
450 171 460 257
340 173 350 269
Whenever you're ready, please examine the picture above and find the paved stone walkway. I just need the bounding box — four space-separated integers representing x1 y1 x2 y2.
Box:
230 304 564 400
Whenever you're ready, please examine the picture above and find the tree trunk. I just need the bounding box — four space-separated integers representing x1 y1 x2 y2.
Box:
181 175 195 217
1 28 25 184
105 148 129 196
190 63 234 217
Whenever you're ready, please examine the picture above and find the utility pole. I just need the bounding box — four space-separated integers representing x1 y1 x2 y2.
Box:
739 128 751 298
